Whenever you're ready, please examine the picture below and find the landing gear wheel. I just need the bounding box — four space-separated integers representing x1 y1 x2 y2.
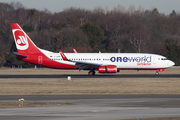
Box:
88 70 95 75
155 71 159 75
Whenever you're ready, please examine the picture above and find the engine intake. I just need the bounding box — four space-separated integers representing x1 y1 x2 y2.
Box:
98 65 117 73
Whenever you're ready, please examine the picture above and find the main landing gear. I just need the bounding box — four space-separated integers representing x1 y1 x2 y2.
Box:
88 70 95 75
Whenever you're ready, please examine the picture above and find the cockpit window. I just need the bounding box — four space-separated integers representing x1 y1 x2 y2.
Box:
161 58 168 60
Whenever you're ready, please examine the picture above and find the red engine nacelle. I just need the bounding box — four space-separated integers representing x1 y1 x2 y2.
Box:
157 69 165 72
98 65 117 73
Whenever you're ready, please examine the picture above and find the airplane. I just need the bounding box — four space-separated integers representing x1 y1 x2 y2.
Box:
10 23 175 75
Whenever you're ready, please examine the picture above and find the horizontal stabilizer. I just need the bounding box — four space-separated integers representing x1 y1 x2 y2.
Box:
6 52 28 58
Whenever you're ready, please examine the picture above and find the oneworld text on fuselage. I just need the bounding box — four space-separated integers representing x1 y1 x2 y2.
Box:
110 56 151 63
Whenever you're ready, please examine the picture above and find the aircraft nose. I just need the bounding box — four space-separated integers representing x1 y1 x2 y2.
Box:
169 60 175 66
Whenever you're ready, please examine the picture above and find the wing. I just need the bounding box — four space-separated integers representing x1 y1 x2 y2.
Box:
59 49 101 70
59 50 69 61
74 61 101 70
73 48 77 53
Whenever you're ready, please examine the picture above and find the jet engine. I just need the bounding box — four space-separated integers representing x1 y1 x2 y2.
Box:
98 65 117 73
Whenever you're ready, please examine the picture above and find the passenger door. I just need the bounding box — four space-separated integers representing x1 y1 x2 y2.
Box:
38 56 43 64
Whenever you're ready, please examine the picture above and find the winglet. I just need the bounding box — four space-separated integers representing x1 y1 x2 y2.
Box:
59 49 69 61
73 48 77 53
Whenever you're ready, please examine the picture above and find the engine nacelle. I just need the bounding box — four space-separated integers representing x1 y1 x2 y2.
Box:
98 65 117 73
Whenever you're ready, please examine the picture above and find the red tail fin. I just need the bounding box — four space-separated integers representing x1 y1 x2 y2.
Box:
11 23 39 55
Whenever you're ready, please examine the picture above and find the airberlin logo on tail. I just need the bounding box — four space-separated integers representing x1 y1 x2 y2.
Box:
13 29 29 50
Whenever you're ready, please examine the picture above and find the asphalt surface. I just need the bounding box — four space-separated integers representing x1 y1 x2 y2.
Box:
1 95 180 108
1 95 180 120
0 74 180 78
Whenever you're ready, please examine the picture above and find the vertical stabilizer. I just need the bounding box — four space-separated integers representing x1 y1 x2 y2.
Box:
11 23 40 55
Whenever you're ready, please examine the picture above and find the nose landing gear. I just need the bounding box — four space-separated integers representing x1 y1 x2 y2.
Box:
155 71 159 75
155 69 165 75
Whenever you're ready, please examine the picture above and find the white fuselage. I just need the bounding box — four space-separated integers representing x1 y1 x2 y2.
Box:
42 51 175 70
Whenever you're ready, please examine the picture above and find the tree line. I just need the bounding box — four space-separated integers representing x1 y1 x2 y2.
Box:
0 2 180 67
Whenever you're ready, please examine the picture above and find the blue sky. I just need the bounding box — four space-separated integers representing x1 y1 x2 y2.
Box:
0 0 179 14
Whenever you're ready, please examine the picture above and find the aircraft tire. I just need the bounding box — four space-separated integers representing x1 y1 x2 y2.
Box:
88 71 95 75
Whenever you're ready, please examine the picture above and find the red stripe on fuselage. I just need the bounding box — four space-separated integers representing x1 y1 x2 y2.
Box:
17 54 76 69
